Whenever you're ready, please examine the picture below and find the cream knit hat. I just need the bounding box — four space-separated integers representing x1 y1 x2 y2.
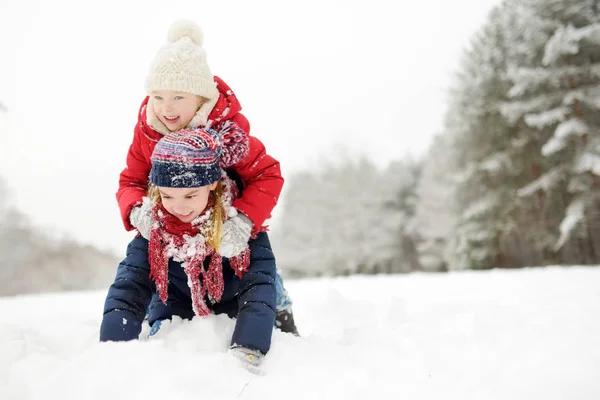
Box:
145 20 219 131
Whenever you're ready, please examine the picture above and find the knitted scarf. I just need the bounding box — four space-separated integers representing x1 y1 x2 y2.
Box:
148 177 251 317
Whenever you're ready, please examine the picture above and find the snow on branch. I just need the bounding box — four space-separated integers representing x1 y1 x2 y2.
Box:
562 89 586 106
542 136 567 156
500 94 562 124
555 118 588 138
574 152 600 176
544 23 600 66
480 151 510 173
507 65 594 98
524 106 569 129
543 24 581 66
517 166 566 197
554 198 584 250
560 85 600 111
541 118 588 156
461 194 498 221
579 22 600 44
568 84 600 109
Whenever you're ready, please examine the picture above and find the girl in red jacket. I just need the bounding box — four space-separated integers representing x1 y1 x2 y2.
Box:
116 19 298 335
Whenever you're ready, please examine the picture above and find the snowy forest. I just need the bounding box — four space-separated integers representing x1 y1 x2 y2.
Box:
273 0 600 276
2 0 600 294
0 139 118 296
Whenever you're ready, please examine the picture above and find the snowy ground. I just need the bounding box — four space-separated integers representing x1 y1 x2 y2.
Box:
1 266 599 400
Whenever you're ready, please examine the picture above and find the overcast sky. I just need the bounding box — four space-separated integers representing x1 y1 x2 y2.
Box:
0 0 501 255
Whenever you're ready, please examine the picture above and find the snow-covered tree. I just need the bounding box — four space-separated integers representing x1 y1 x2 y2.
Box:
411 133 459 271
444 0 600 269
273 153 421 277
501 0 600 263
380 157 423 273
446 4 534 270
0 175 119 296
0 105 119 295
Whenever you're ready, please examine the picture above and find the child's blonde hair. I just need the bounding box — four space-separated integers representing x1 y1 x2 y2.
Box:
148 182 225 251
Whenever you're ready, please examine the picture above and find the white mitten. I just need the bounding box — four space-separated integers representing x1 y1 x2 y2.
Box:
219 209 253 258
129 196 154 240
229 346 264 375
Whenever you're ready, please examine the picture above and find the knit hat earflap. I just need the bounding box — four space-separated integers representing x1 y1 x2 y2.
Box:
150 128 222 188
145 20 219 130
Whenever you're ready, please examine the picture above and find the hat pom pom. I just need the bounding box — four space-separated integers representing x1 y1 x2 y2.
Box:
167 19 203 45
217 122 250 168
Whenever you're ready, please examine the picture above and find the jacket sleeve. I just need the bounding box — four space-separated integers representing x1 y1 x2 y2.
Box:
224 115 284 230
230 232 276 354
230 112 250 134
116 126 152 231
99 237 154 342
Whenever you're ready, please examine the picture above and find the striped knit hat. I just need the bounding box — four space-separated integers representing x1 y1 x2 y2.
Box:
150 128 222 188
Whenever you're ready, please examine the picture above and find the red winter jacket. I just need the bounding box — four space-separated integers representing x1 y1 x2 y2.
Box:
116 76 284 233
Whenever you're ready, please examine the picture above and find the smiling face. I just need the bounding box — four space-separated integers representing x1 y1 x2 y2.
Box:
157 183 217 223
151 90 203 132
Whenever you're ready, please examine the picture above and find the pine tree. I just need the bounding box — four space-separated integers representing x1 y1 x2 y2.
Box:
412 133 459 271
501 0 600 263
381 157 423 273
447 4 532 269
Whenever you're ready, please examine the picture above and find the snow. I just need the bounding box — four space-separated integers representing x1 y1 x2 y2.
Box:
542 118 588 156
524 106 568 129
541 136 567 156
543 24 580 66
517 166 566 197
555 199 584 250
2 267 599 399
544 23 600 65
575 153 600 175
461 194 497 220
480 156 502 172
500 94 561 124
554 118 588 140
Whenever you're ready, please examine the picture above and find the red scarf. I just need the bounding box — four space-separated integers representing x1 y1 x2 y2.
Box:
148 195 250 317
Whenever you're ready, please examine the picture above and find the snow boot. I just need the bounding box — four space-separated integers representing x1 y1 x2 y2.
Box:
275 309 300 336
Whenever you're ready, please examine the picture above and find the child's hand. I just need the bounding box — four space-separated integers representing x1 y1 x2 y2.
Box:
219 209 253 258
229 346 264 375
130 197 154 240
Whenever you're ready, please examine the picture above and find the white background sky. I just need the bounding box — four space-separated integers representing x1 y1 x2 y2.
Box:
2 266 599 399
0 0 500 255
